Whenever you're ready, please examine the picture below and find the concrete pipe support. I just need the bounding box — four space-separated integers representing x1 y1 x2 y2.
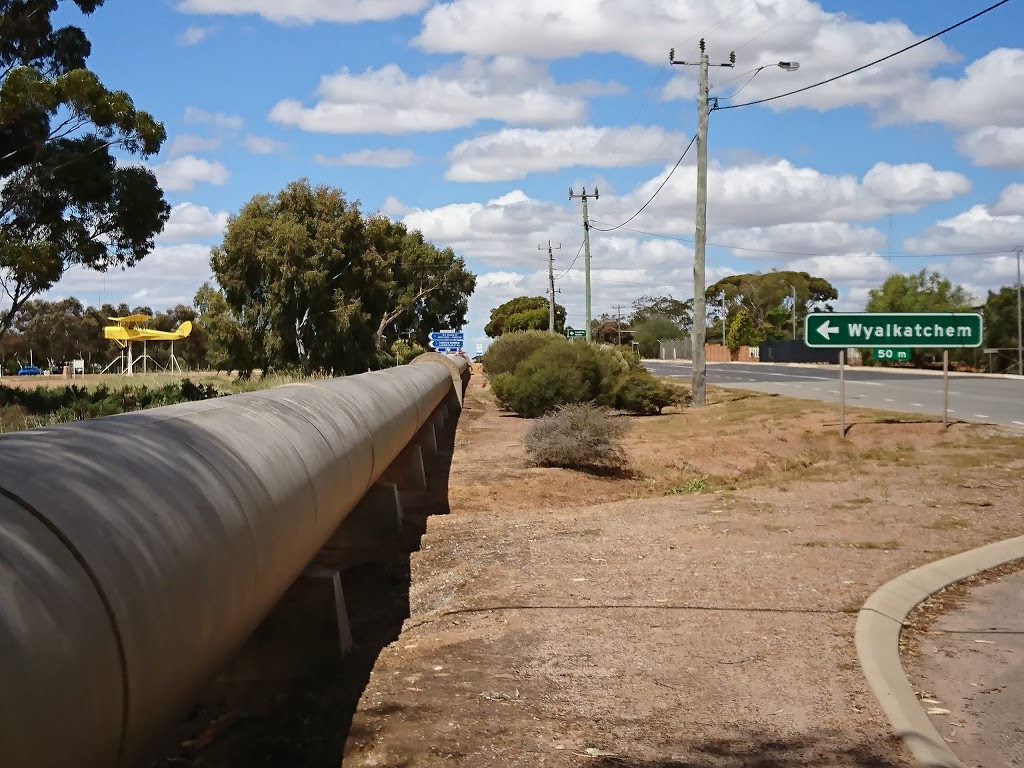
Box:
0 361 456 768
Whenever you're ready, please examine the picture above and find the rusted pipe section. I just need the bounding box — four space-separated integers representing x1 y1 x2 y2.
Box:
0 360 457 768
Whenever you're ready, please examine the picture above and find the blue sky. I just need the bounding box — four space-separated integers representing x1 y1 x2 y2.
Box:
43 0 1024 352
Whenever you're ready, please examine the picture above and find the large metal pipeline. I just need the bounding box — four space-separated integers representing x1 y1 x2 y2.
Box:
0 355 468 768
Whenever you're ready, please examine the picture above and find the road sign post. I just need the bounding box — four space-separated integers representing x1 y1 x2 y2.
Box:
804 312 984 436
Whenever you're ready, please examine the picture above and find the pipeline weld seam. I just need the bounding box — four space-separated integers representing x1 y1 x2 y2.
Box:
0 484 132 768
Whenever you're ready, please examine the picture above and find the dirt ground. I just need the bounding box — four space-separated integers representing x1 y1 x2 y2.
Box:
154 370 1024 767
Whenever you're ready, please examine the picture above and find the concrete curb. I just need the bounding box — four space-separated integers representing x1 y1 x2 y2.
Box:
856 536 1024 768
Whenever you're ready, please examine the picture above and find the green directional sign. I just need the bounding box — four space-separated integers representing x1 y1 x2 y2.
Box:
566 327 587 339
873 348 911 362
805 312 983 349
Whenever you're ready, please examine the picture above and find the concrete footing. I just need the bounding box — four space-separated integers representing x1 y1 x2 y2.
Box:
381 444 427 492
218 568 352 682
320 482 405 569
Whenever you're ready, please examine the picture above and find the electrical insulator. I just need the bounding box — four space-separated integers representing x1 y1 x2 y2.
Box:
699 38 705 53
730 51 736 65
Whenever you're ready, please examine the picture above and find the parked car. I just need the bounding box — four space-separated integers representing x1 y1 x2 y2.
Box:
16 365 42 376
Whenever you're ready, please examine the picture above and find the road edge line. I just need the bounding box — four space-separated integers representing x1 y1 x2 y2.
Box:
856 536 1024 768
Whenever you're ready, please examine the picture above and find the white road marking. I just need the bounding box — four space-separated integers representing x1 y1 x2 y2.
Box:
884 398 895 403
975 414 990 419
1014 421 1024 427
912 403 924 408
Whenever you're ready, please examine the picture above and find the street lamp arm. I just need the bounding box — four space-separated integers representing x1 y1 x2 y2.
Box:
714 61 800 101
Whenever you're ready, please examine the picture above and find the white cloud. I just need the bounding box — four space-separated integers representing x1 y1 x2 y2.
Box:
268 59 588 135
956 126 1024 170
943 254 1022 287
153 155 231 192
586 159 968 234
184 106 244 130
716 222 886 258
993 184 1024 217
243 135 288 154
892 48 1024 130
176 0 429 24
788 253 891 284
445 126 686 182
414 0 955 112
314 148 416 167
158 203 229 243
178 25 213 45
166 134 222 157
861 162 971 205
904 205 1024 255
49 244 215 311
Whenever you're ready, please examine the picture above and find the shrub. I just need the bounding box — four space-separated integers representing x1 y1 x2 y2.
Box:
614 371 683 415
524 402 626 471
491 341 603 417
481 330 564 376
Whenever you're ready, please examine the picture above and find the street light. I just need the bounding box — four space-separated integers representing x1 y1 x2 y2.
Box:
670 43 799 407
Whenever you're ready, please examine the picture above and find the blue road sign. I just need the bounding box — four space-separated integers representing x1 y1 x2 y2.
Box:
429 331 464 353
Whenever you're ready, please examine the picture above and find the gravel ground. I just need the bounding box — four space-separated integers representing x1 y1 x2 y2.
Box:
340 375 1024 768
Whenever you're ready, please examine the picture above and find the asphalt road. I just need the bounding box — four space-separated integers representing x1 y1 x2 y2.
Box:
645 361 1024 429
913 569 1024 768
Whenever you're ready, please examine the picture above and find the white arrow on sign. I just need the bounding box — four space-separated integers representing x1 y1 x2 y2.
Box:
816 319 840 340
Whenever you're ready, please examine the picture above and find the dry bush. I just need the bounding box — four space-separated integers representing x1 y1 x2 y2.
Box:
524 402 627 472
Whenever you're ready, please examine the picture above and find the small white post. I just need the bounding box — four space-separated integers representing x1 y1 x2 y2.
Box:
943 350 949 429
839 349 846 439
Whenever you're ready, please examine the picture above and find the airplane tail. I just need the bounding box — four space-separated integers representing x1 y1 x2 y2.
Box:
175 321 193 339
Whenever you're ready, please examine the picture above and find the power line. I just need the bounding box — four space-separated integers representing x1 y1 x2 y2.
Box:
716 1 1012 111
590 134 698 233
554 241 585 280
587 221 1018 259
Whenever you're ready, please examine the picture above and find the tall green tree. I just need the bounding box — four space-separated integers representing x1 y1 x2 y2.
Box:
865 270 974 367
707 271 838 340
0 0 170 343
726 308 760 353
484 296 565 337
632 316 684 358
209 180 475 375
630 295 693 334
194 282 251 374
866 270 971 313
981 286 1020 373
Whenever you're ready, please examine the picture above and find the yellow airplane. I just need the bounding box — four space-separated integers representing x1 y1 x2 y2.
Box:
103 314 193 344
103 314 193 375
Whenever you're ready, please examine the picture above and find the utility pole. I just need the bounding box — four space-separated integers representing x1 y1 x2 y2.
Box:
670 45 798 401
539 240 561 333
671 40 734 407
612 304 626 345
1017 245 1023 376
569 186 598 342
